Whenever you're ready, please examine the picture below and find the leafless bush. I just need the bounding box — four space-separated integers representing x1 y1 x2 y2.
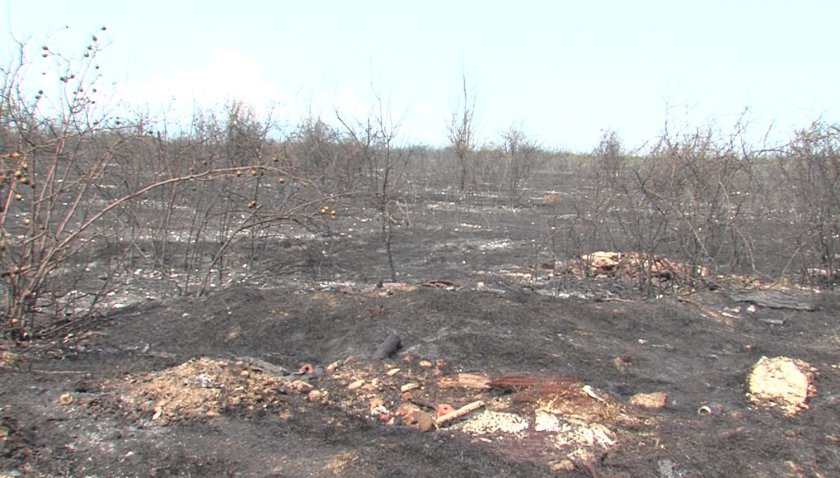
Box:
0 34 324 343
556 132 625 263
0 30 122 339
338 96 411 281
446 73 475 193
499 126 541 205
779 121 840 286
643 123 758 276
284 116 356 191
568 125 761 295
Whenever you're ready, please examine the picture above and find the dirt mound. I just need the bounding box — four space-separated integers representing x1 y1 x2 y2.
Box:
109 357 289 424
99 352 655 472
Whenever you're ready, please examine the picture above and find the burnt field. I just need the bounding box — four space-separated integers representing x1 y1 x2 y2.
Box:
2 176 840 477
2 39 840 475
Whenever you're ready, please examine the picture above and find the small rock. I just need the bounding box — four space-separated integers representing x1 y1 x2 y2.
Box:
205 409 220 418
549 459 576 472
396 403 419 417
369 397 385 411
240 370 250 378
58 392 74 406
418 360 433 368
325 360 341 373
404 410 436 432
290 380 314 393
307 390 323 402
613 355 637 373
436 403 455 418
630 391 668 409
400 382 420 392
347 379 365 390
386 368 401 376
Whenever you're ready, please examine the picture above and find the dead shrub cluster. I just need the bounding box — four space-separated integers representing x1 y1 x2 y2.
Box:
554 122 840 295
2 31 839 343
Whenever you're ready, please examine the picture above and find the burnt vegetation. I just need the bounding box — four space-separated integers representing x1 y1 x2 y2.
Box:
1 31 838 345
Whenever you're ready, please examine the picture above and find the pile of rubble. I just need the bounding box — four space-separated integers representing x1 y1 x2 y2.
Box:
557 251 710 286
95 340 817 472
103 347 652 471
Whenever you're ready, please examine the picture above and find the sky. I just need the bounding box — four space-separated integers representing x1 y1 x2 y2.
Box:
1 0 839 152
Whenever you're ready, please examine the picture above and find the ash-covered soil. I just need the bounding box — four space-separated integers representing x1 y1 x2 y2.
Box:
2 193 840 477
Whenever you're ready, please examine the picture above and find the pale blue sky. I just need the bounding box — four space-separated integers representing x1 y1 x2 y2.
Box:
2 0 838 152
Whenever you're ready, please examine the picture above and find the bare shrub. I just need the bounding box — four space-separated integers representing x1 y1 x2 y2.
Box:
446 73 475 193
779 121 840 286
643 123 758 277
285 116 354 191
0 34 322 342
568 125 760 296
0 30 122 338
557 132 625 265
338 96 411 281
500 126 540 205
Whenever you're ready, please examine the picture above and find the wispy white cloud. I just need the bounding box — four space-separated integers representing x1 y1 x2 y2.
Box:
114 47 290 122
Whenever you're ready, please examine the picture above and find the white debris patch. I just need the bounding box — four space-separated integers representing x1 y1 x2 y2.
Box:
748 356 815 416
551 420 616 449
457 410 529 436
477 240 513 251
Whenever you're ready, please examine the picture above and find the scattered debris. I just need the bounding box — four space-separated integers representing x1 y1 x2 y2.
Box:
458 410 529 435
613 355 638 374
582 384 607 402
397 404 436 432
630 391 668 409
543 192 561 204
490 374 621 422
698 402 726 416
657 458 679 478
371 333 401 360
99 354 646 470
534 410 562 431
400 382 420 393
110 357 287 424
436 400 485 427
0 351 20 369
307 390 324 402
730 290 816 311
748 356 815 416
377 281 417 292
289 380 313 393
421 280 461 290
566 251 710 286
437 372 491 390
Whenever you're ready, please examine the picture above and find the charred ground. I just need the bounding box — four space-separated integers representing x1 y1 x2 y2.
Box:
2 191 839 478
